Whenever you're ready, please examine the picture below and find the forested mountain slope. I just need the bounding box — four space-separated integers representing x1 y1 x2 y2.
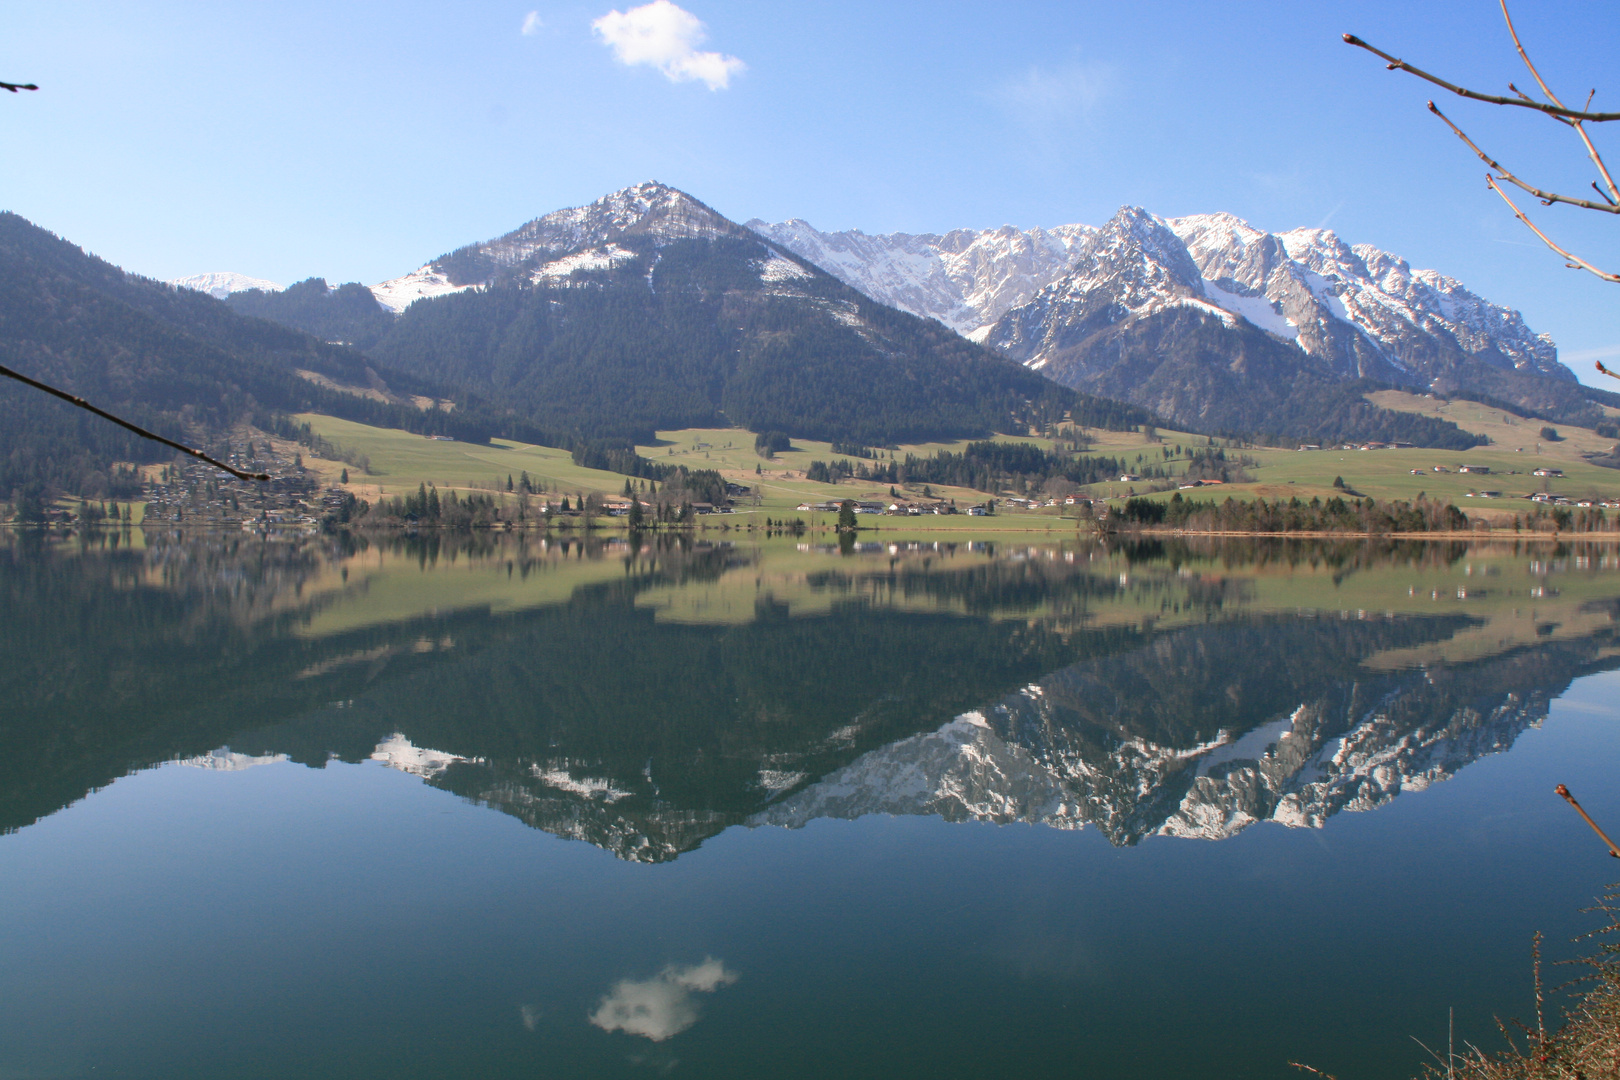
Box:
357 183 1143 445
0 214 525 499
226 277 396 352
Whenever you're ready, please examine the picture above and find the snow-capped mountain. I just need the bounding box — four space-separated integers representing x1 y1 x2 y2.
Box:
352 181 1079 445
308 608 1615 861
750 686 1546 844
744 219 1092 340
169 271 282 300
985 207 1249 372
757 203 1587 427
370 181 756 313
1167 211 1567 384
758 204 1571 390
982 206 1601 430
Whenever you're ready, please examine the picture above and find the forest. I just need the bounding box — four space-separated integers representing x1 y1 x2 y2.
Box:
361 234 1153 446
1109 492 1473 534
805 441 1254 494
0 212 566 502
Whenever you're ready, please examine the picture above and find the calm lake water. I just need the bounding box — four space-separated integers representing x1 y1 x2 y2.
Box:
4 529 1620 1079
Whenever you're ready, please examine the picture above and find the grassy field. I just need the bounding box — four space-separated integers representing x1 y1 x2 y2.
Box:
1066 391 1620 513
296 387 1620 531
299 414 1084 529
293 413 638 500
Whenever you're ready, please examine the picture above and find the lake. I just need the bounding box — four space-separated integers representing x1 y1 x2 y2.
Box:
3 529 1619 1079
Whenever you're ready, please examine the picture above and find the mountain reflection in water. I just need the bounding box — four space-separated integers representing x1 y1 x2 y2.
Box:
3 530 1617 862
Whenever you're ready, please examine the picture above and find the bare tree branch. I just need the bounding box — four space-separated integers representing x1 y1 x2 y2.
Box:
1485 176 1620 283
0 363 270 482
1500 0 1565 109
0 80 37 93
1428 101 1620 213
1342 34 1620 122
1555 784 1620 858
1498 1 1620 205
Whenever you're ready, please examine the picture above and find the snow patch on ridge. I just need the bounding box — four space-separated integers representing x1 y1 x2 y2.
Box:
532 765 631 803
169 272 282 299
532 244 636 280
758 252 813 283
370 266 478 313
1202 279 1298 339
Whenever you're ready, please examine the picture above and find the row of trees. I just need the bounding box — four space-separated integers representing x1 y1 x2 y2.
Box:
1109 493 1471 534
803 441 1257 495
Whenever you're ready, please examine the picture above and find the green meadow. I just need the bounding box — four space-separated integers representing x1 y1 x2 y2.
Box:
296 387 1620 531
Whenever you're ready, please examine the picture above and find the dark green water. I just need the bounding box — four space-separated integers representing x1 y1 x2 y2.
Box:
3 530 1619 1079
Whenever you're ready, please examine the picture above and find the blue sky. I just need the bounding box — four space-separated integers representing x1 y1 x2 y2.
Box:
5 1 1619 383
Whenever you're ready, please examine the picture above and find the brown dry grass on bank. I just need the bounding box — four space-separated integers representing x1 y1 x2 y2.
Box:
1296 889 1620 1080
1416 904 1620 1080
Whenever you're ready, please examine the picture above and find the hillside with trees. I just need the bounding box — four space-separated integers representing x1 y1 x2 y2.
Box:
0 213 556 501
361 233 1151 445
225 277 396 351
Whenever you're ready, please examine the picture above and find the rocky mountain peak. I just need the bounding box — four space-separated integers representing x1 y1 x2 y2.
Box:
1061 205 1204 302
368 182 749 312
450 180 743 276
746 215 1091 338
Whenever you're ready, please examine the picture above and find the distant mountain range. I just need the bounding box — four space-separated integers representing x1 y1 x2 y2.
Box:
755 612 1571 846
745 218 1091 341
754 205 1608 434
175 180 1605 448
199 182 1141 445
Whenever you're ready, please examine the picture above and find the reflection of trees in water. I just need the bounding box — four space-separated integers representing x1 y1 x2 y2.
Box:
1111 535 1472 573
5 532 1618 861
0 534 1108 839
365 529 751 584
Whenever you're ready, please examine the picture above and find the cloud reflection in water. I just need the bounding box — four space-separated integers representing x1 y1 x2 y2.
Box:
590 958 738 1041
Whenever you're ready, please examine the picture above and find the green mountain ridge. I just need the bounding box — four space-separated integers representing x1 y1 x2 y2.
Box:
228 183 1152 446
0 213 557 499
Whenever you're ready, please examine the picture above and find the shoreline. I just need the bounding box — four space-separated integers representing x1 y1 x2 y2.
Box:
12 520 1620 543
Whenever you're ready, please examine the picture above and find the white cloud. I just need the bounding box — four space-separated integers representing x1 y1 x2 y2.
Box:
991 63 1113 128
589 958 738 1041
591 1 745 91
521 11 544 35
